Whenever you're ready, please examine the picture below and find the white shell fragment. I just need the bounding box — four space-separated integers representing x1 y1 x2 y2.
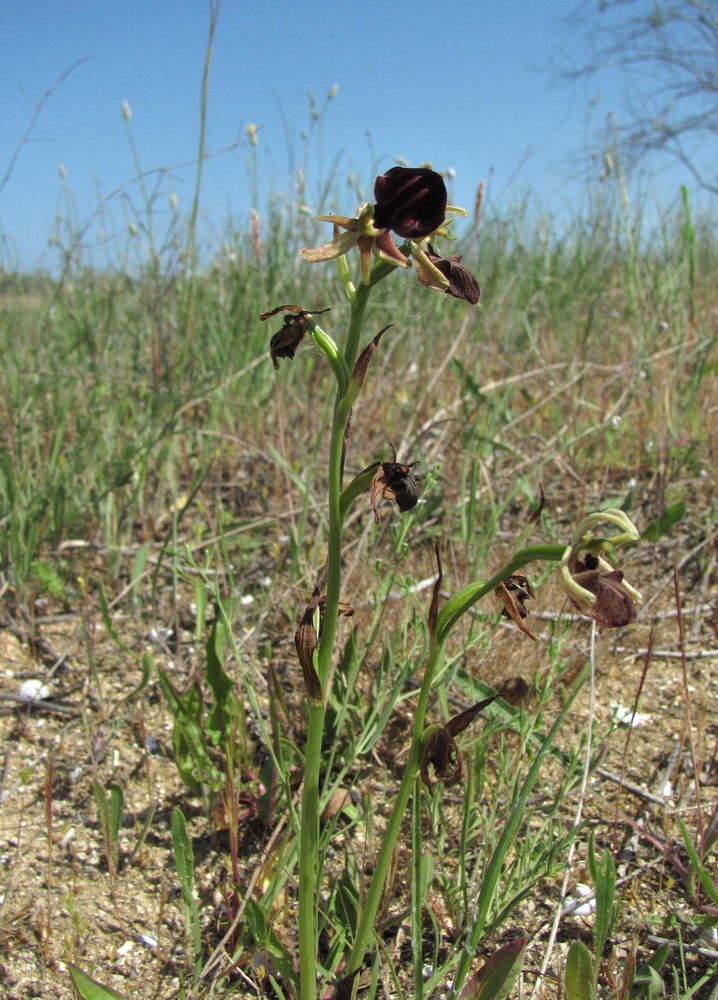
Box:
18 679 51 703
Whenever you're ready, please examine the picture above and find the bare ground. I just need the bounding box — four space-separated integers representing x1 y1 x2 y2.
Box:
1 466 717 1000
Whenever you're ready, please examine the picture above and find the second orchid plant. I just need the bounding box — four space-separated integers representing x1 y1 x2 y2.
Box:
262 166 642 999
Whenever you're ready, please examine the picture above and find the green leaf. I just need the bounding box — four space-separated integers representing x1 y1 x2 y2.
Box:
109 785 124 847
633 963 665 997
244 898 297 986
641 501 686 541
171 808 202 984
593 849 616 962
205 618 237 745
677 817 718 905
171 807 194 903
157 668 222 793
69 964 127 999
98 583 132 654
115 651 153 709
334 868 359 938
565 941 594 1000
587 830 598 884
457 936 528 1000
130 541 150 595
125 803 156 868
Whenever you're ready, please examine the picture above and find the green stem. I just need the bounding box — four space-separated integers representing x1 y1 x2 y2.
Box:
436 544 566 642
344 639 442 983
298 380 347 1000
343 542 569 987
298 274 370 998
297 251 435 998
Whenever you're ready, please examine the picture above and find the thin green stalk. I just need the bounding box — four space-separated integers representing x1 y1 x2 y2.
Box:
345 640 442 983
447 662 589 998
344 543 569 987
297 256 436 999
412 769 425 1000
298 291 360 1000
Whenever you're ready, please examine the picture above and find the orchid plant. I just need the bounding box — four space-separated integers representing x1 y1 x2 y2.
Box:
263 166 642 1000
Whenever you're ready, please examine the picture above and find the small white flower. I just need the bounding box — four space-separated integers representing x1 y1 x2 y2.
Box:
121 100 132 121
239 594 254 607
148 626 173 644
611 703 645 728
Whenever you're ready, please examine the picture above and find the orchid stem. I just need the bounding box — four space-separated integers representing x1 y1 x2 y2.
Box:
342 543 569 990
298 267 374 1000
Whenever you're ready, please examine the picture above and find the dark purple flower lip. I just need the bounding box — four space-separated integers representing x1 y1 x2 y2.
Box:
373 166 447 239
419 245 480 305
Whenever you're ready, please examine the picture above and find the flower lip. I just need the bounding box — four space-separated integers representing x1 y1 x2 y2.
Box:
558 509 642 628
415 244 481 305
373 166 447 239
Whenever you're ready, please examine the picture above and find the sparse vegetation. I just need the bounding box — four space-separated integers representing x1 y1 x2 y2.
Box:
1 27 717 1000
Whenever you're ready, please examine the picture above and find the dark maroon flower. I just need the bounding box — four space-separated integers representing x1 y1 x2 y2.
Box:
415 244 481 305
373 167 447 239
558 510 642 628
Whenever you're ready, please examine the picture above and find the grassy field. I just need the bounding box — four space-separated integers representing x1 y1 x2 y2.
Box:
1 176 717 999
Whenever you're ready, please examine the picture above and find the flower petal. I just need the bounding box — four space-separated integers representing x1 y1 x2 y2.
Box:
300 229 358 262
373 166 447 239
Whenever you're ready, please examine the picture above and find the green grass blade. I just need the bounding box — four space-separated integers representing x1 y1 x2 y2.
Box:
69 964 127 999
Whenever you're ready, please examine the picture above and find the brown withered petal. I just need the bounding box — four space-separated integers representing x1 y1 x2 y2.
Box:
294 571 354 701
445 695 499 737
349 325 392 399
428 540 443 638
373 166 447 239
421 696 497 792
294 622 322 702
570 567 637 628
420 726 462 792
497 574 539 641
269 313 309 369
369 444 421 523
419 245 481 305
260 304 331 370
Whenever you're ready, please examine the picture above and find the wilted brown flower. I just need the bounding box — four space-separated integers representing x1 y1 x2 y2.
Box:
496 573 539 641
413 244 480 304
369 445 420 523
260 304 331 369
420 696 497 792
295 573 354 701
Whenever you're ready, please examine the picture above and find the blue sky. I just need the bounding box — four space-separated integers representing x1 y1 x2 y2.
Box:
0 0 706 270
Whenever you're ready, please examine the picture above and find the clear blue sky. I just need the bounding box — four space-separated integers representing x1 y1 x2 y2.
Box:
0 0 704 270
